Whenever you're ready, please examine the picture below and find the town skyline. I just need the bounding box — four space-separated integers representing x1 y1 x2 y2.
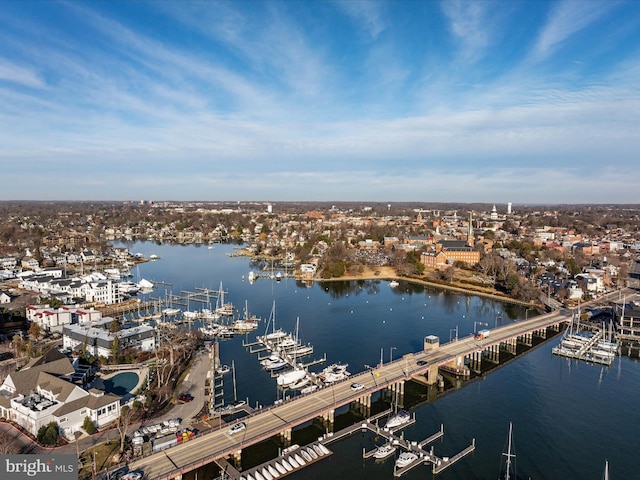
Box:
1 1 639 203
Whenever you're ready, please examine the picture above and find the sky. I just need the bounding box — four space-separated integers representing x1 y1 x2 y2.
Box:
1 1 639 204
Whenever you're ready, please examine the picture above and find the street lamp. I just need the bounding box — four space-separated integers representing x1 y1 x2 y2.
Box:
449 325 458 342
389 347 396 363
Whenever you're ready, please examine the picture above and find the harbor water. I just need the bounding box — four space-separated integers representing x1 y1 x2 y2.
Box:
123 242 639 479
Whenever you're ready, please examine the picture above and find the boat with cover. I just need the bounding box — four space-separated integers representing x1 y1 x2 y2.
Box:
300 449 312 462
372 444 396 459
313 444 325 457
288 376 311 389
306 446 318 460
395 452 418 468
267 465 279 478
275 462 287 475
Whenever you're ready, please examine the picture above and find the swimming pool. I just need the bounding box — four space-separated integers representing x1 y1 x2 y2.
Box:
103 372 140 396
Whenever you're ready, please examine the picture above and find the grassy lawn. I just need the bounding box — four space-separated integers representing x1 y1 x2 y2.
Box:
78 441 122 479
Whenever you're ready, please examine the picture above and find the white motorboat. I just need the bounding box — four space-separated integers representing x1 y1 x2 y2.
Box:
267 465 279 478
313 444 325 457
261 467 273 480
306 446 318 460
395 451 418 468
300 449 312 462
293 453 306 465
287 455 299 468
301 384 319 394
372 444 396 459
288 376 311 390
274 461 287 475
389 280 399 288
277 368 307 387
319 363 350 384
318 443 331 455
279 459 292 472
385 410 411 429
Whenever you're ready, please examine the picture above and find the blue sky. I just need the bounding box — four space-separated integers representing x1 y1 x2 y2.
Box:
1 1 639 203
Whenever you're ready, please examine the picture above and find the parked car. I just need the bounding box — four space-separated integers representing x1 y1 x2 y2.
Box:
178 393 194 403
228 422 247 435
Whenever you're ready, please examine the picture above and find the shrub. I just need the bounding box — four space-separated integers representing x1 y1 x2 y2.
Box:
37 422 59 445
83 416 97 435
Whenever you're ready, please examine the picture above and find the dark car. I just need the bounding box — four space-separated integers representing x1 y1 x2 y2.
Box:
416 360 427 366
178 393 194 403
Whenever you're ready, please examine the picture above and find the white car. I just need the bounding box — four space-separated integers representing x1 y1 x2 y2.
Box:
227 422 246 435
350 383 365 391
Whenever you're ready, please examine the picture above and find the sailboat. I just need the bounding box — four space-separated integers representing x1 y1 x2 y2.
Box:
232 300 260 333
214 281 234 316
384 384 410 429
276 317 309 388
259 301 287 343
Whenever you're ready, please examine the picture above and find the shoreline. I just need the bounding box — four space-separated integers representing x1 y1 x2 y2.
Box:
307 267 534 307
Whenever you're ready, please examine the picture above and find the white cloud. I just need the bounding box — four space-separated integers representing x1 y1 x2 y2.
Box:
0 58 45 88
335 0 387 40
532 0 617 62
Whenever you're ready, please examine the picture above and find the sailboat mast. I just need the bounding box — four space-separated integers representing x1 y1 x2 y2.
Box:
503 422 515 480
232 360 237 402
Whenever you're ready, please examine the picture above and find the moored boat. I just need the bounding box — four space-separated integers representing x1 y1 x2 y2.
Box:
395 451 418 468
300 449 312 462
372 444 396 459
385 409 411 429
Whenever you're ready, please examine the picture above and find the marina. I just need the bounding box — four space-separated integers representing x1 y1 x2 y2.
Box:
117 242 635 479
552 307 619 366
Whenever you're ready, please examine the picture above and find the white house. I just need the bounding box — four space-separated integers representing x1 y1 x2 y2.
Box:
0 349 121 441
63 318 156 359
26 305 73 333
0 291 11 304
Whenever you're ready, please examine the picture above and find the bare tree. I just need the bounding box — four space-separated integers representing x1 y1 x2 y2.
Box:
116 405 135 454
0 429 20 454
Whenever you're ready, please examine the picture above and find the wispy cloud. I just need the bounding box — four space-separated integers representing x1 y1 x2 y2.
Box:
531 0 617 62
0 58 45 88
335 0 387 41
440 0 500 63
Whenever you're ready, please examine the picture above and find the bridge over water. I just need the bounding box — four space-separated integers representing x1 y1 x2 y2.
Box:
125 309 571 480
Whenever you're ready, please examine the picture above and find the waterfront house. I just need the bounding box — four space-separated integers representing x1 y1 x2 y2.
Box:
62 318 156 359
612 295 640 343
0 348 121 441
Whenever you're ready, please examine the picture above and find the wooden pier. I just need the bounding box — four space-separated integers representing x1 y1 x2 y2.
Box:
322 412 475 477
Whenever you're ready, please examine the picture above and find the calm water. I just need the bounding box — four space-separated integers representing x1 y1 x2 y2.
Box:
121 242 639 479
